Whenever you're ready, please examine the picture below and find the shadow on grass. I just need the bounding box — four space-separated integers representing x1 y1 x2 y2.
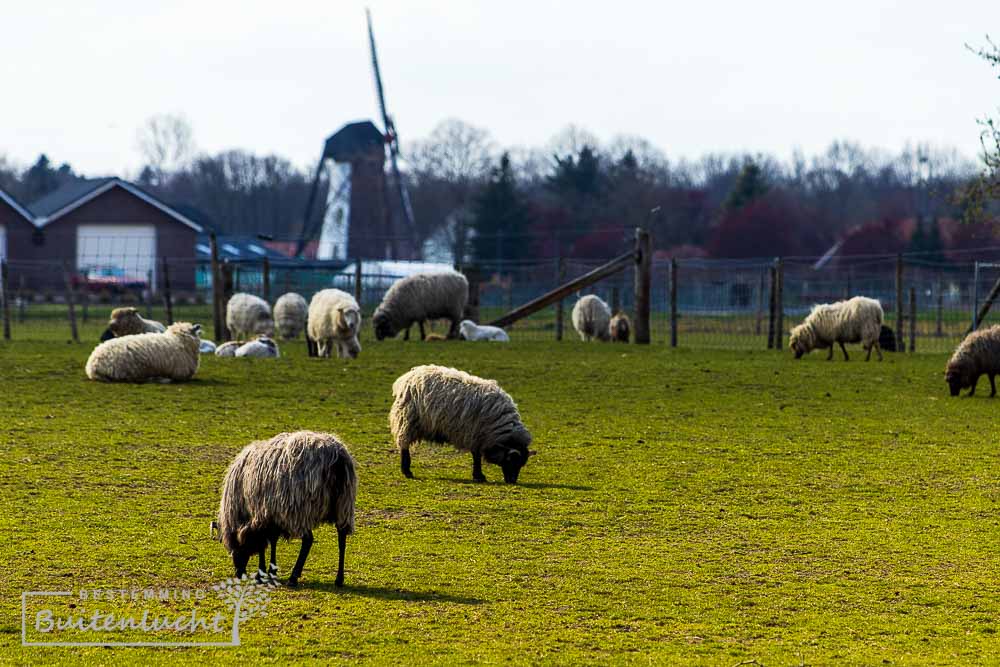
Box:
302 582 486 604
440 477 594 491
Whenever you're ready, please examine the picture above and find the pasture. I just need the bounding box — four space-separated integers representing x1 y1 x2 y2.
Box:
3 328 1000 664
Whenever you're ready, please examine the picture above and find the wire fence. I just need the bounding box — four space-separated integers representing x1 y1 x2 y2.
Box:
1 251 998 353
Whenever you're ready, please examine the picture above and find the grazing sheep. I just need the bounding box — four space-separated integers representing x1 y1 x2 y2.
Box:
459 319 510 342
307 289 362 359
609 311 631 343
235 336 280 358
85 322 202 383
199 339 217 354
788 296 884 361
879 325 898 352
373 272 468 341
945 325 1000 397
100 307 165 341
572 295 612 342
226 293 274 341
214 431 357 587
215 341 242 357
389 365 534 484
274 293 309 340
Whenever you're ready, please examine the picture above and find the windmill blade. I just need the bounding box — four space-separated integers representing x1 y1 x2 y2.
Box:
366 9 391 136
295 154 327 257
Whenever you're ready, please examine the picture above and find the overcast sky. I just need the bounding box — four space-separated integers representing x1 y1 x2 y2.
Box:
3 0 998 176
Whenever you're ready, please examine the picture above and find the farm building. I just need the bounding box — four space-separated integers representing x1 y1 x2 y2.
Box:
2 178 202 293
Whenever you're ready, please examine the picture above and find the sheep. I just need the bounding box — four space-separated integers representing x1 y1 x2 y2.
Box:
788 296 884 361
235 336 280 358
226 293 274 341
199 339 217 354
373 272 468 341
572 295 612 342
215 341 242 357
273 292 308 340
85 322 202 383
99 307 166 341
307 289 362 359
944 325 1000 397
609 311 631 343
389 364 534 484
879 325 898 353
459 319 510 342
214 431 357 587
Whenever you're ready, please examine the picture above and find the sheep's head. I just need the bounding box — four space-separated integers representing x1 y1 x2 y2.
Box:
788 324 811 359
485 428 535 484
168 322 202 339
610 314 631 343
373 310 395 341
459 319 476 340
105 307 143 338
229 529 269 579
945 360 970 397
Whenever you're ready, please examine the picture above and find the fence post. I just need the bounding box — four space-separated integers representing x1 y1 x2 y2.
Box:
895 254 904 352
17 274 25 323
463 266 481 324
670 257 678 347
210 232 224 343
909 286 917 354
62 262 79 343
935 277 943 337
775 257 784 349
555 257 566 341
161 257 174 325
611 286 621 314
767 264 777 349
145 269 154 319
634 228 651 345
354 258 363 305
1 260 10 340
755 266 764 335
262 257 271 303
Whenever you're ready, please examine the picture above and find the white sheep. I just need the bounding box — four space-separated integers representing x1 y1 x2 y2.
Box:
85 322 202 382
571 295 612 342
226 293 274 341
199 339 217 354
235 336 280 358
459 320 510 342
789 296 884 361
307 289 362 359
215 341 242 357
273 293 309 340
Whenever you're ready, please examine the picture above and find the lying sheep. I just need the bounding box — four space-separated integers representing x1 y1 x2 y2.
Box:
226 293 274 341
459 319 510 342
100 307 165 341
572 295 612 342
235 336 280 358
389 365 534 484
609 311 631 343
307 289 362 359
85 322 202 383
789 296 884 361
945 325 1000 397
373 272 468 341
199 339 217 354
215 341 242 357
274 293 308 340
214 431 357 587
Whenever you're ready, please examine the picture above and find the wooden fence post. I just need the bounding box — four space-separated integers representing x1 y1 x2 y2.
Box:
634 228 651 344
262 257 271 303
1 260 10 340
62 262 79 343
161 257 174 325
210 232 224 343
755 266 764 335
611 286 621 314
775 257 784 349
464 266 481 325
354 258 363 305
909 287 917 354
670 257 678 348
895 254 904 352
767 264 777 349
145 269 154 319
935 277 943 337
17 274 26 323
555 257 566 341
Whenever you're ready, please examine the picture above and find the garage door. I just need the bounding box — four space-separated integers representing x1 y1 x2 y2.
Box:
77 225 156 291
0 224 6 262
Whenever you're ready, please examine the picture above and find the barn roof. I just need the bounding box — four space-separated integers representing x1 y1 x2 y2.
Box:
322 120 385 162
28 178 203 232
0 187 35 223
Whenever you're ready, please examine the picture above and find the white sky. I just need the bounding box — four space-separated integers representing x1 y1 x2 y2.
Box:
2 0 998 176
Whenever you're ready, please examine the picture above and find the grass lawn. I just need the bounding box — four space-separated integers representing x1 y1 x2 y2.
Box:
3 328 1000 664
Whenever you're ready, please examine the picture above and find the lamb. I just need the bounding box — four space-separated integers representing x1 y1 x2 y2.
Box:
235 336 280 358
199 339 217 354
85 322 202 382
99 307 166 341
459 319 510 342
307 289 362 359
214 431 357 587
389 365 534 484
373 272 468 341
572 295 612 341
944 325 1000 397
788 296 884 361
226 293 274 341
215 341 242 357
609 311 631 343
273 293 309 340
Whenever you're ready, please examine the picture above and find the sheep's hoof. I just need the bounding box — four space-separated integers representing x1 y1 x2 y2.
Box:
403 471 414 479
287 578 299 588
334 577 344 588
472 476 487 483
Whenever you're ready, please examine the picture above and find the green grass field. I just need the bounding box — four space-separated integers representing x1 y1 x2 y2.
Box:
4 327 1000 664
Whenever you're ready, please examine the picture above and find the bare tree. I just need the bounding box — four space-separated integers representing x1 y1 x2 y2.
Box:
136 113 195 183
962 37 1000 222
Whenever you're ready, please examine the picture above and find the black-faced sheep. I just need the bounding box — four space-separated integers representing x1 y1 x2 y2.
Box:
307 289 362 359
85 322 202 382
274 292 308 340
789 296 884 361
389 365 534 484
226 293 274 341
373 272 468 341
945 325 1000 397
99 307 166 341
459 320 510 342
572 295 612 342
215 431 357 587
609 311 631 343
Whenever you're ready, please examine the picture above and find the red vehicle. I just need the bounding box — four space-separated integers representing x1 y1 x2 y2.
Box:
73 266 148 293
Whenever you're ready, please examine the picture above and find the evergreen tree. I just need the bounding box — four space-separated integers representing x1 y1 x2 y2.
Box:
472 153 532 268
547 145 603 198
723 159 769 212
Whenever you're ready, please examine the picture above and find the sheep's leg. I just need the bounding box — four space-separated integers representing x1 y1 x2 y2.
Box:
875 341 883 361
400 448 414 478
287 531 313 587
991 374 997 397
472 451 487 483
268 535 279 580
255 550 268 583
969 375 979 397
839 341 849 361
403 326 411 341
335 526 348 588
865 343 872 362
419 321 427 340
826 346 833 361
447 318 460 339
